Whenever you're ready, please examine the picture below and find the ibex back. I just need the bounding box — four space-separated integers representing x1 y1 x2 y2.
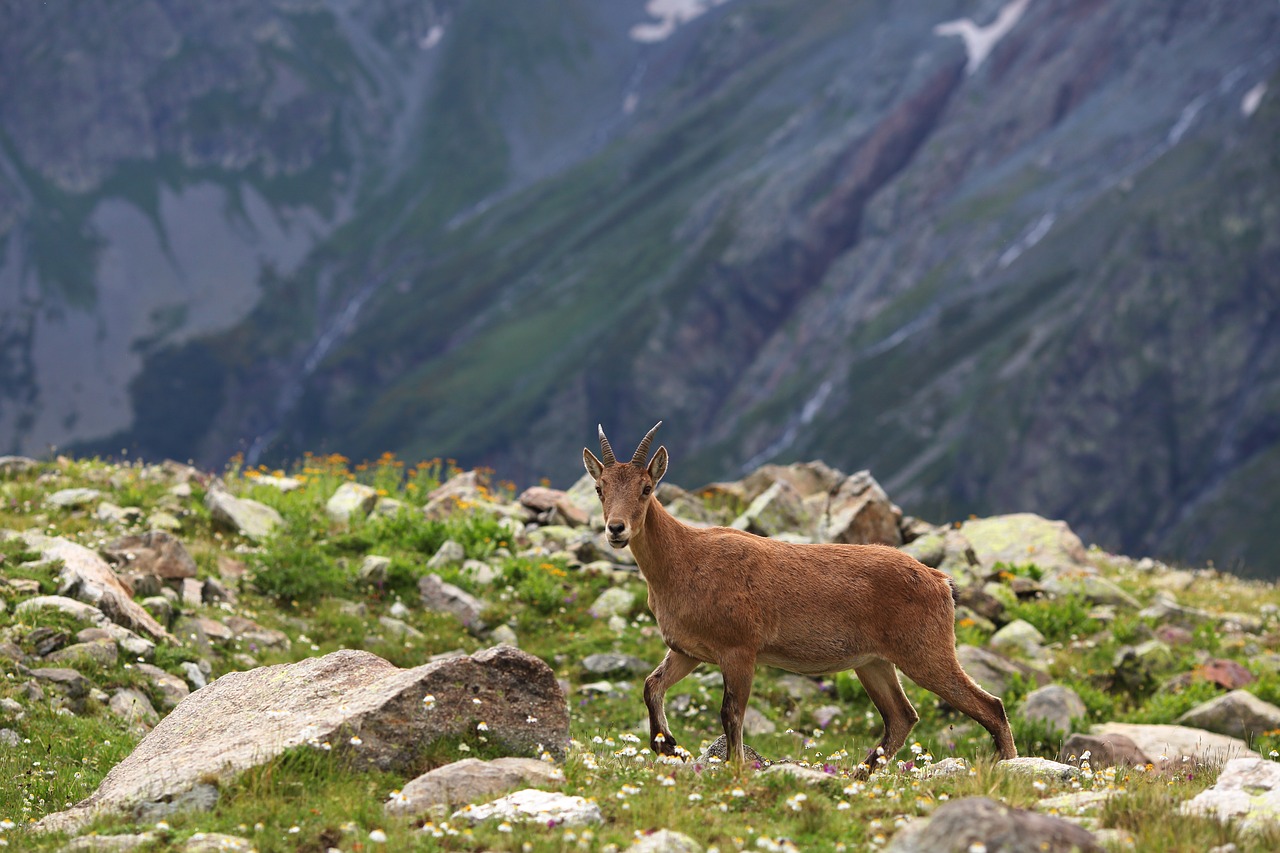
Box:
584 422 1017 771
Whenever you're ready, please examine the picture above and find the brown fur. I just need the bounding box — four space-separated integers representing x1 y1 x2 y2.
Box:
584 423 1017 770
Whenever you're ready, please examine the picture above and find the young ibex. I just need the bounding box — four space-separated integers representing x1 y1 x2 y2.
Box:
584 422 1017 770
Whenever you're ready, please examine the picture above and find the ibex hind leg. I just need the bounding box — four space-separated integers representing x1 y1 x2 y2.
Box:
897 654 1017 760
853 659 919 775
644 650 699 755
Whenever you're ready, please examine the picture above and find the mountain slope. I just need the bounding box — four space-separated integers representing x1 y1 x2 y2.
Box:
2 0 1278 573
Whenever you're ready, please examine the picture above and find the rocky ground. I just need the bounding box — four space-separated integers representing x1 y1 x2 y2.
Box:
3 452 1280 851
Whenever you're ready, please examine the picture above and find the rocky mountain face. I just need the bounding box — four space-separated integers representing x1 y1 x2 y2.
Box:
1 0 1278 573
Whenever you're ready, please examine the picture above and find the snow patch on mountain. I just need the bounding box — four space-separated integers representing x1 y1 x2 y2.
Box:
631 0 735 43
935 0 1031 74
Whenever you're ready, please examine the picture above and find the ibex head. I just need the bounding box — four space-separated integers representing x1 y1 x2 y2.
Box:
583 421 667 548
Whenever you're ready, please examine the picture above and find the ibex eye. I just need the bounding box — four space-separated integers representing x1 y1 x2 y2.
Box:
642 486 652 496
595 486 602 496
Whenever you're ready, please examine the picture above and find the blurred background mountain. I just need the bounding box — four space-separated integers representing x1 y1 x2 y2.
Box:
1 0 1277 573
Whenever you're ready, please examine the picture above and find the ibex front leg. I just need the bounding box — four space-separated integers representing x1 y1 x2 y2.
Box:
719 647 758 764
644 649 699 755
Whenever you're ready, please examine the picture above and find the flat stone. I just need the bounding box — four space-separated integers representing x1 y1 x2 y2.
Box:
998 756 1080 781
955 513 1090 576
0 455 39 477
31 667 90 699
47 488 103 509
1091 722 1258 769
35 647 569 835
61 833 158 851
15 595 108 626
453 788 602 827
387 757 564 817
46 639 118 669
582 652 651 676
1059 732 1149 769
181 833 255 852
762 764 837 785
1181 757 1280 832
629 829 703 853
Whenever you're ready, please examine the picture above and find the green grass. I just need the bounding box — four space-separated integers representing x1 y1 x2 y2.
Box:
5 454 1280 850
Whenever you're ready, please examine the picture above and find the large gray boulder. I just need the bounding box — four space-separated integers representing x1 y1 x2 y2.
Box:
730 480 811 538
886 796 1101 852
18 533 174 643
35 646 568 834
1177 689 1280 740
1018 684 1088 736
387 757 564 817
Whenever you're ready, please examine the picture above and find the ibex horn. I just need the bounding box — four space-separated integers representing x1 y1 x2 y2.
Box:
631 421 663 465
598 424 617 466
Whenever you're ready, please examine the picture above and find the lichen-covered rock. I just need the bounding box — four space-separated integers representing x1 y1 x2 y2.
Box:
325 482 378 522
886 796 1101 852
454 788 601 827
1181 757 1280 832
387 757 564 817
955 513 1089 576
731 480 812 538
35 647 568 834
204 487 282 541
1177 689 1280 740
1090 722 1257 769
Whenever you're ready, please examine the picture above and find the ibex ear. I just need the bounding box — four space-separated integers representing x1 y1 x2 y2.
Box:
648 446 668 484
583 448 605 480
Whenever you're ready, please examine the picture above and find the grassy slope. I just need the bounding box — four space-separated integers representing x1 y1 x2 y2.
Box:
2 455 1280 850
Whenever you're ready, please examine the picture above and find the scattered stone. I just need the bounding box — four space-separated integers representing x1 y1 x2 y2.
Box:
61 832 158 851
629 829 703 853
387 757 565 817
135 663 190 710
461 558 500 585
422 471 491 520
1041 571 1141 608
519 486 589 527
204 486 283 542
1177 690 1280 740
743 706 777 736
1181 757 1280 833
490 624 519 646
19 534 174 642
885 796 1101 852
326 482 378 522
955 513 1090 576
1090 722 1258 769
31 667 90 700
1139 590 1212 627
1196 659 1256 691
454 788 601 827
698 735 765 765
96 502 144 525
588 587 635 619
46 639 118 669
419 574 488 631
956 645 1044 696
762 764 836 785
731 480 811 538
379 616 426 641
1019 684 1088 736
582 652 651 676
257 475 302 492
427 539 466 569
812 704 843 729
109 689 159 725
101 531 197 579
0 728 20 747
998 756 1080 782
224 616 290 649
15 594 106 627
182 832 255 852
776 674 823 699
35 647 569 834
180 661 208 690
916 757 969 779
1036 790 1116 815
46 488 103 509
1059 732 1150 769
0 455 39 477
147 511 184 532
818 471 902 546
989 619 1045 658
359 555 392 584
181 578 204 607
27 625 71 656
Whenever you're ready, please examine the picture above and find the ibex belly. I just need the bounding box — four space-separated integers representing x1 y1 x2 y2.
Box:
758 649 879 676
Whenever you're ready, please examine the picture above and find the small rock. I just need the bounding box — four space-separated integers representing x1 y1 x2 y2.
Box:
998 756 1080 782
629 829 703 853
136 663 191 709
1196 659 1256 691
0 455 39 477
101 531 197 579
885 796 1101 852
32 667 90 700
582 652 651 676
387 757 564 817
147 511 184 532
812 704 843 729
454 788 602 827
1090 722 1257 769
818 470 902 545
135 782 219 822
46 640 118 669
698 734 765 764
489 624 519 646
204 487 283 541
359 555 392 584
916 757 969 779
46 488 103 509
326 482 378 522
379 616 426 641
461 558 499 585
96 502 144 525
956 645 1044 696
419 574 487 631
181 832 255 852
61 832 158 851
1059 732 1149 769
1019 684 1088 736
989 619 1045 658
180 661 208 690
427 539 466 569
743 706 777 736
588 587 635 619
762 764 836 785
0 728 21 747
109 689 159 725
